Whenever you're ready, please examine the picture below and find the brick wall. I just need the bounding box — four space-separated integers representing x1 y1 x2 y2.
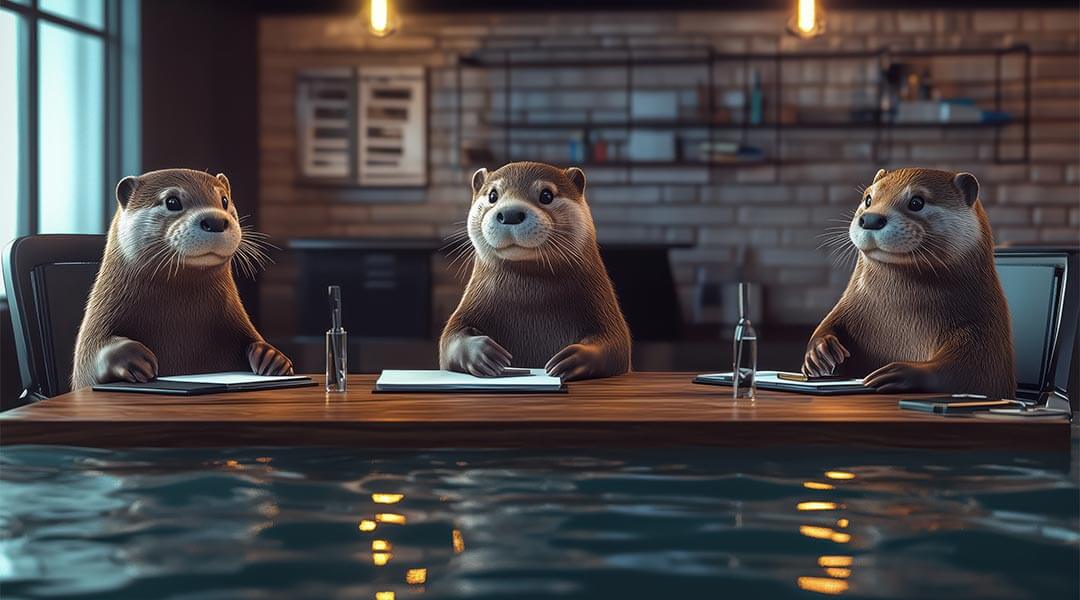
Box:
257 8 1079 338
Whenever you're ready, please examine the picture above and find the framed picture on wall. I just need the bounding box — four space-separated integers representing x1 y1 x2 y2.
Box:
296 66 427 187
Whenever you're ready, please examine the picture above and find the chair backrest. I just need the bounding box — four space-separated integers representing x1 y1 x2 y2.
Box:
994 247 1078 409
3 235 106 399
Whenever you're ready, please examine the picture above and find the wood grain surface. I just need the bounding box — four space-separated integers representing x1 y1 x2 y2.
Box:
0 373 1069 450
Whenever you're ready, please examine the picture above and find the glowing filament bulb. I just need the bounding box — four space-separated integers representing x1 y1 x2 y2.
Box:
370 0 390 36
797 0 816 35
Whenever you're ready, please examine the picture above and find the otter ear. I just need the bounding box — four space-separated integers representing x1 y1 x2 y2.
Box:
470 168 489 196
953 172 979 206
115 176 140 209
216 173 231 191
566 167 586 195
873 168 887 184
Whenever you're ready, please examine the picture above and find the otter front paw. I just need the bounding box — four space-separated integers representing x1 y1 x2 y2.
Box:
452 336 512 377
545 343 606 381
96 339 159 383
864 361 937 393
802 334 850 377
247 342 295 376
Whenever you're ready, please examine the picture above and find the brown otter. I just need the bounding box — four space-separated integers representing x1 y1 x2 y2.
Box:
71 169 293 389
803 167 1015 398
439 162 631 381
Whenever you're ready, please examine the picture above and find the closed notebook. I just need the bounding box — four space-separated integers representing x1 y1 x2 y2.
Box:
375 368 565 393
693 371 871 395
93 372 316 395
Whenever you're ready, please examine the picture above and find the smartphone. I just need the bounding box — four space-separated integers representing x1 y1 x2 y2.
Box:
898 397 1021 414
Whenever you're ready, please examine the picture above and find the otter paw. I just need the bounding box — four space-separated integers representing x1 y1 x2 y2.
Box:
801 334 850 377
456 336 512 377
545 343 604 381
96 339 159 383
247 342 295 376
864 361 936 393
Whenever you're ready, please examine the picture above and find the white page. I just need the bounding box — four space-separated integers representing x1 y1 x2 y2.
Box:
698 371 865 389
157 372 310 385
377 368 562 389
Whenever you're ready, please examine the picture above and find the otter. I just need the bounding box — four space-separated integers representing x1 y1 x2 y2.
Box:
439 162 631 381
71 169 293 389
803 167 1015 398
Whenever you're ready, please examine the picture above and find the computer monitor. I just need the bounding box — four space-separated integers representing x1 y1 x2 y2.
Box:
995 248 1078 408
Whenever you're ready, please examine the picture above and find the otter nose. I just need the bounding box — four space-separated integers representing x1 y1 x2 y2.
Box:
858 213 887 230
199 217 230 233
496 209 526 225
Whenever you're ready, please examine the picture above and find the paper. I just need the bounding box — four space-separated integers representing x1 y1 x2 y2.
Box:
376 368 562 391
158 372 310 385
697 371 865 390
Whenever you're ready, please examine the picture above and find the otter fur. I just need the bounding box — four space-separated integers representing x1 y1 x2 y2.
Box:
439 162 631 381
72 169 292 389
803 167 1015 398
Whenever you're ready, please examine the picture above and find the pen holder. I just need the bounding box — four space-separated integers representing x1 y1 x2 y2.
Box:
326 329 347 392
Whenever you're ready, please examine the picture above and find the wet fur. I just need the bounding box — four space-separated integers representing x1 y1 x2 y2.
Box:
72 169 274 389
809 168 1015 398
439 162 631 376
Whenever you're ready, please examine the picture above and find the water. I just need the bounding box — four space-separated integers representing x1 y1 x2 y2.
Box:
1 443 1077 600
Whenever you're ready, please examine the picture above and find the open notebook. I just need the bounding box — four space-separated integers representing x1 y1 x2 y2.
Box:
693 371 871 396
375 368 565 393
92 372 316 395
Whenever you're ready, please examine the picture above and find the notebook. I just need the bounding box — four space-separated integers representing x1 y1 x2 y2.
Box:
693 371 871 396
375 368 565 393
92 372 316 395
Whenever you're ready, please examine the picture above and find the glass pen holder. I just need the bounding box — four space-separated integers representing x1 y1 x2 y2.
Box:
326 329 347 392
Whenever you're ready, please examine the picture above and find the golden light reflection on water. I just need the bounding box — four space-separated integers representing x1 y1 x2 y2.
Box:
405 568 427 584
797 502 838 511
452 529 465 553
825 567 852 578
830 532 851 543
824 471 856 480
376 513 406 525
372 539 392 551
798 576 849 595
836 518 849 528
358 520 377 532
800 526 851 544
375 592 395 600
818 555 853 567
372 552 392 566
372 493 404 504
803 481 834 490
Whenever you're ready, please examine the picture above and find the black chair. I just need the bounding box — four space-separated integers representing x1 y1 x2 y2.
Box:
3 235 106 401
995 246 1079 411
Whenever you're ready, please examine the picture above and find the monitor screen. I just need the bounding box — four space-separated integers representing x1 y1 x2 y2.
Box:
995 259 1065 395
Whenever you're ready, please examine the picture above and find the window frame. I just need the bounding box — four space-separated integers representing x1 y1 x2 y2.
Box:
1 0 139 239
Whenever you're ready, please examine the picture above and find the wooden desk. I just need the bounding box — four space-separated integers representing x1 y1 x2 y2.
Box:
0 373 1069 450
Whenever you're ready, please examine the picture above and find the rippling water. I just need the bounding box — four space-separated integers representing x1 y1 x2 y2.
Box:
1 443 1077 600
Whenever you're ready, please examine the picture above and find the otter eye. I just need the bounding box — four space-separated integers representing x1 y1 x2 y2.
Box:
539 189 554 205
165 196 182 211
864 195 872 208
907 196 925 212
221 196 229 210
488 189 498 204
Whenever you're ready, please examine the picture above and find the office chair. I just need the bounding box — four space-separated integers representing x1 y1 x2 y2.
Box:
3 235 107 401
995 246 1079 411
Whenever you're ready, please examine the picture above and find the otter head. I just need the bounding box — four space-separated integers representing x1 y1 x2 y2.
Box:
849 167 982 267
467 162 594 267
113 169 243 272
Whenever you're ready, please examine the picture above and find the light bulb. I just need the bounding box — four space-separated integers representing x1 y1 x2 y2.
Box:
789 0 825 38
369 0 395 37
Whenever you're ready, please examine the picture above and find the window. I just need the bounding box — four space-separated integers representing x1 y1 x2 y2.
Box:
0 0 139 296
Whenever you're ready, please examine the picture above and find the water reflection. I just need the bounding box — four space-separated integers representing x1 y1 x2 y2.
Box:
798 576 849 595
372 493 404 504
406 568 427 584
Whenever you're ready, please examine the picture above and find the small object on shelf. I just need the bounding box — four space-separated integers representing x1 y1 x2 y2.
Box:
749 69 764 126
592 136 608 163
627 130 677 162
631 90 680 120
568 131 587 163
